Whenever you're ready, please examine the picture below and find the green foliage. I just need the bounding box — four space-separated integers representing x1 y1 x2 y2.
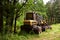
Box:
0 0 60 40
46 0 60 24
0 0 47 33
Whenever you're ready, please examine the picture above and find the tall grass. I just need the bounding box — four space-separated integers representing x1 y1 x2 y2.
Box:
0 24 60 40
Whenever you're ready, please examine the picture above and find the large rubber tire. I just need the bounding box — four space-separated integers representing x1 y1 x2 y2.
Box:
42 26 47 32
20 25 32 33
33 26 42 34
48 25 52 29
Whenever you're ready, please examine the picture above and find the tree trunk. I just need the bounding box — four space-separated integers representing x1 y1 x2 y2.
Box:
0 7 3 33
14 16 17 33
0 0 3 33
5 13 9 33
10 16 14 33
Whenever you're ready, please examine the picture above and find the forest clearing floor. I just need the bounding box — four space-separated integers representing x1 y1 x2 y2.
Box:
0 23 60 40
30 23 60 40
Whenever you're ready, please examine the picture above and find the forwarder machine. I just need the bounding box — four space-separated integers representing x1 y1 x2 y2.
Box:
20 12 51 34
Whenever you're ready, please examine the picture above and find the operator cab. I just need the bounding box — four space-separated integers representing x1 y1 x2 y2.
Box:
25 12 36 20
24 12 43 26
